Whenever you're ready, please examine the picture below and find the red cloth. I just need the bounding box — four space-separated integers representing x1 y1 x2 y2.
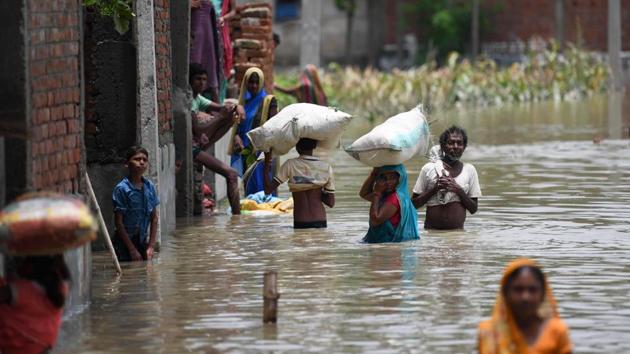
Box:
220 0 233 77
383 193 401 228
0 278 66 354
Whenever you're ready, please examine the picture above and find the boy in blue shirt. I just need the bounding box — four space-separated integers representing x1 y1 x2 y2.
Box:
112 146 160 262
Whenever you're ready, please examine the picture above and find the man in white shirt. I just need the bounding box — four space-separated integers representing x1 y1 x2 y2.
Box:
263 138 335 229
412 126 481 229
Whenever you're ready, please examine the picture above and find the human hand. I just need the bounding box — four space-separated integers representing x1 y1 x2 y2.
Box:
264 149 273 164
146 246 155 260
130 247 143 262
219 16 226 27
233 135 244 152
191 0 201 8
373 180 387 194
199 133 210 148
236 105 245 123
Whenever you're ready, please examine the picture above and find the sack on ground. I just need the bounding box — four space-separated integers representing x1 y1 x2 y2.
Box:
247 103 353 155
0 192 98 256
344 106 430 167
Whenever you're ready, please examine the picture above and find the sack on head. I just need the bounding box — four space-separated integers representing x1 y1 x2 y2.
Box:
345 106 430 167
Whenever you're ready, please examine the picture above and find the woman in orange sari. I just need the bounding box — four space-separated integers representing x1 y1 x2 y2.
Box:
274 64 327 106
478 259 573 354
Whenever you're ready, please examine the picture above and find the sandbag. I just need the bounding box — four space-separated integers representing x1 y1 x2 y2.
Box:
0 192 98 256
247 103 353 155
344 106 430 167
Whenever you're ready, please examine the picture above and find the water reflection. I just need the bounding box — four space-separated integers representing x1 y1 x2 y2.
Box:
55 94 630 353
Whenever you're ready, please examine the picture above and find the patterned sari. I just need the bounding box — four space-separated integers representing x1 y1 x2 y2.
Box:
296 65 327 106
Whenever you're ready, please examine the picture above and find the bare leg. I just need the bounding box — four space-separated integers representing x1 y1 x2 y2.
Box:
194 151 241 215
194 112 232 145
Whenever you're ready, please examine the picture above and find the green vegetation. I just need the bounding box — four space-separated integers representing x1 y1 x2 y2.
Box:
83 0 134 34
275 44 609 121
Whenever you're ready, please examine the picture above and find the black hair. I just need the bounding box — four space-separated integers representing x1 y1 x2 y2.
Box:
18 255 71 308
439 125 468 148
502 265 547 298
273 32 280 46
189 63 207 84
126 145 149 162
269 96 278 107
296 138 317 151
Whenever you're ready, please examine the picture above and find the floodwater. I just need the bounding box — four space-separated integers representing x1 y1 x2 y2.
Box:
56 94 630 353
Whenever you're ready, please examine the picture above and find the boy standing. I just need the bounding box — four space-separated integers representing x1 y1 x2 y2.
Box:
263 138 335 228
112 146 160 262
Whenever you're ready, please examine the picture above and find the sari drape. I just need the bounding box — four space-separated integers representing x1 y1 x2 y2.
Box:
478 259 572 354
363 164 420 243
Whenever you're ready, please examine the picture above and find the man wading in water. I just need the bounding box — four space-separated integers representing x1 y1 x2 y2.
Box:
263 138 335 228
412 126 481 229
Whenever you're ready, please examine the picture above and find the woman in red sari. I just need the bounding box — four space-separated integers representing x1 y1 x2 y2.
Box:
274 64 328 106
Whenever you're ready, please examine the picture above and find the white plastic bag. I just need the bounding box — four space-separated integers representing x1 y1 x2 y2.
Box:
344 106 430 167
247 103 353 155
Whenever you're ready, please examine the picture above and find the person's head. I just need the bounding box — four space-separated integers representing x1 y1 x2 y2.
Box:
296 138 317 154
439 125 468 162
502 264 547 322
272 32 280 49
14 255 70 308
376 170 400 194
125 145 149 176
247 72 261 95
189 63 208 94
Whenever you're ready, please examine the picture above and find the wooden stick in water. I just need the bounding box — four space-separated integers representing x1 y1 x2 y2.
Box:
85 172 122 275
263 271 279 323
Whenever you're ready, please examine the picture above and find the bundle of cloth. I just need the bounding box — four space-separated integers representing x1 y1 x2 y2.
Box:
240 191 294 214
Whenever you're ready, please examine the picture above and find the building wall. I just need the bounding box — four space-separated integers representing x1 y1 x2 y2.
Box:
26 0 90 311
483 0 630 51
154 0 177 235
273 0 374 66
29 0 84 193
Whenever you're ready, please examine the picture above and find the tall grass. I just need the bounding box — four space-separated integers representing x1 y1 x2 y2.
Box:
275 43 609 121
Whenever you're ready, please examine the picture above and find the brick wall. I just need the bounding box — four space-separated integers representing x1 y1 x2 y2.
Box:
29 0 83 193
154 0 174 138
483 0 630 51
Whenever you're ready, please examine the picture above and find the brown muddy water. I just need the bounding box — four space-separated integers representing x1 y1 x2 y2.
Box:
56 94 630 353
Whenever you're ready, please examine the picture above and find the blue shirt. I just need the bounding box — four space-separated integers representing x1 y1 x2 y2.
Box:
112 176 160 242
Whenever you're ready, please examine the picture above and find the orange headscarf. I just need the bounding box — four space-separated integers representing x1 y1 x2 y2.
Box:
478 259 559 354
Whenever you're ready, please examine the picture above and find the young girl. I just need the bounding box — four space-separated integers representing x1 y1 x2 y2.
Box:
478 259 573 354
0 255 70 354
359 164 420 243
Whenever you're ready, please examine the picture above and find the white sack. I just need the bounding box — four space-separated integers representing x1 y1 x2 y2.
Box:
247 103 353 155
344 106 430 167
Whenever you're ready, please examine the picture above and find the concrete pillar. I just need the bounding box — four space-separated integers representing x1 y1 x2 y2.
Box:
471 0 479 60
170 0 194 217
134 0 162 239
367 0 385 67
608 0 623 89
607 92 623 139
554 0 564 51
300 0 322 67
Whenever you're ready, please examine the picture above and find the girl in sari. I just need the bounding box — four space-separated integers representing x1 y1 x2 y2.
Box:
242 95 279 196
359 164 420 243
230 67 267 176
478 259 573 354
274 64 327 106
